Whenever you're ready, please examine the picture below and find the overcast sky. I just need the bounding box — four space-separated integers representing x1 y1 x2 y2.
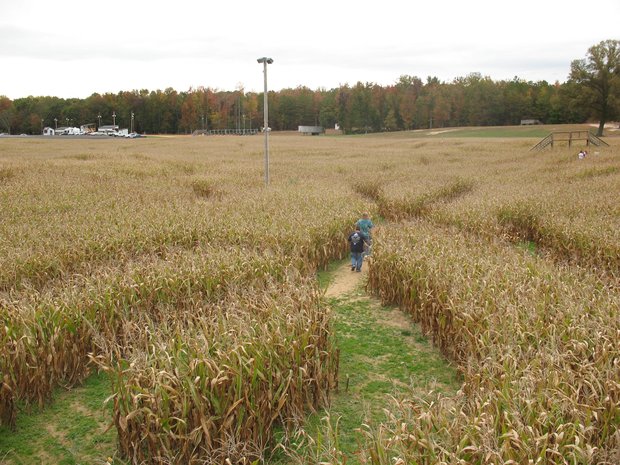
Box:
1 0 618 99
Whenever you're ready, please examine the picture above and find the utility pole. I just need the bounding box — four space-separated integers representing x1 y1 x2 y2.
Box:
257 57 273 186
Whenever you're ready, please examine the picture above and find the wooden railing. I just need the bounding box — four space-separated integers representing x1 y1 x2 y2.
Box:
530 133 553 151
588 132 609 147
531 131 609 151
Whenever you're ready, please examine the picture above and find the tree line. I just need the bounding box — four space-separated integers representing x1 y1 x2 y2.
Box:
1 40 618 136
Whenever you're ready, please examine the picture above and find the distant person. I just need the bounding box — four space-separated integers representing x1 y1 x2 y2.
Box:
348 225 369 272
356 212 374 255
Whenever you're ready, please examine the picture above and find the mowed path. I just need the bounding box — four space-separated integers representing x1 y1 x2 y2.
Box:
311 260 459 461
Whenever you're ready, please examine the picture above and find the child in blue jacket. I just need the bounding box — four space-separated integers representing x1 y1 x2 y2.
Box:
348 225 369 272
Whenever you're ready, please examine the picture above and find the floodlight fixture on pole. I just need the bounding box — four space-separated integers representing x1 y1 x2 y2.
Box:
257 57 273 186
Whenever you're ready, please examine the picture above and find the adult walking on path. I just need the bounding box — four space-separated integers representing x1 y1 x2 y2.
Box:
356 212 374 255
356 212 374 238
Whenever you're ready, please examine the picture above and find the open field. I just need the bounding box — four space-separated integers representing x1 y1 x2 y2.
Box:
1 127 619 464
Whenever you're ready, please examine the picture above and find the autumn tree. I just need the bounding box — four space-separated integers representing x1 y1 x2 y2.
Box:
570 39 620 136
502 77 534 125
396 75 422 129
383 108 398 131
335 85 351 133
311 90 323 126
179 90 201 133
349 82 375 133
316 89 336 129
417 76 448 128
0 96 14 133
244 92 258 130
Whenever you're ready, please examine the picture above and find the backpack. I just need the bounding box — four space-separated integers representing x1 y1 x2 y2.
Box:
351 232 361 245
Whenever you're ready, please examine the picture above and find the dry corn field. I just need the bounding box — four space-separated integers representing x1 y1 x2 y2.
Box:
0 130 619 464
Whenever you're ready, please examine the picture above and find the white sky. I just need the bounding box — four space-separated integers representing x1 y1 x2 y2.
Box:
1 0 619 99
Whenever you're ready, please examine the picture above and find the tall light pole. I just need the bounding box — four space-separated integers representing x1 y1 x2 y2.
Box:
257 57 273 186
97 114 102 129
54 118 57 130
112 111 116 128
131 112 134 133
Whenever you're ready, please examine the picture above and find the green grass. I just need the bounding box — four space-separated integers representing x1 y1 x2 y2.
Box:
0 372 120 465
517 240 538 256
364 124 595 139
272 267 460 463
330 297 458 435
437 127 550 137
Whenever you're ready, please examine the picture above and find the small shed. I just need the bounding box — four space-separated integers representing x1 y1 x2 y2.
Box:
298 125 324 135
520 119 542 125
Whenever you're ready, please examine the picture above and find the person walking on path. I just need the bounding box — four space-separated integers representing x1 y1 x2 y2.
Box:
356 212 374 255
348 224 369 272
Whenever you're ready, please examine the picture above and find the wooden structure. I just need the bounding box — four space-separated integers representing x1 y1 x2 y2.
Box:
531 131 609 151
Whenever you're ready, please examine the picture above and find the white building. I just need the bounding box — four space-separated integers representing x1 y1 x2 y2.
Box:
97 125 119 134
298 125 324 135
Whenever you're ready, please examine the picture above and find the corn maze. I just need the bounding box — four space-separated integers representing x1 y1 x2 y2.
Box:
0 132 619 464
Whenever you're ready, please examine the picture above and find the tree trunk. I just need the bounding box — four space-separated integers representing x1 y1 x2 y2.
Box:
597 119 605 137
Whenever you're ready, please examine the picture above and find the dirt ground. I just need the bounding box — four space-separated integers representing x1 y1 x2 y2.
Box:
324 261 368 297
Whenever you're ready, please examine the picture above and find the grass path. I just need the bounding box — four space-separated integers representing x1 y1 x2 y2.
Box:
0 372 117 465
0 259 459 464
275 259 460 463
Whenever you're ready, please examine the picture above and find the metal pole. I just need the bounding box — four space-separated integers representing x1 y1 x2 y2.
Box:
262 60 269 185
257 57 273 185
